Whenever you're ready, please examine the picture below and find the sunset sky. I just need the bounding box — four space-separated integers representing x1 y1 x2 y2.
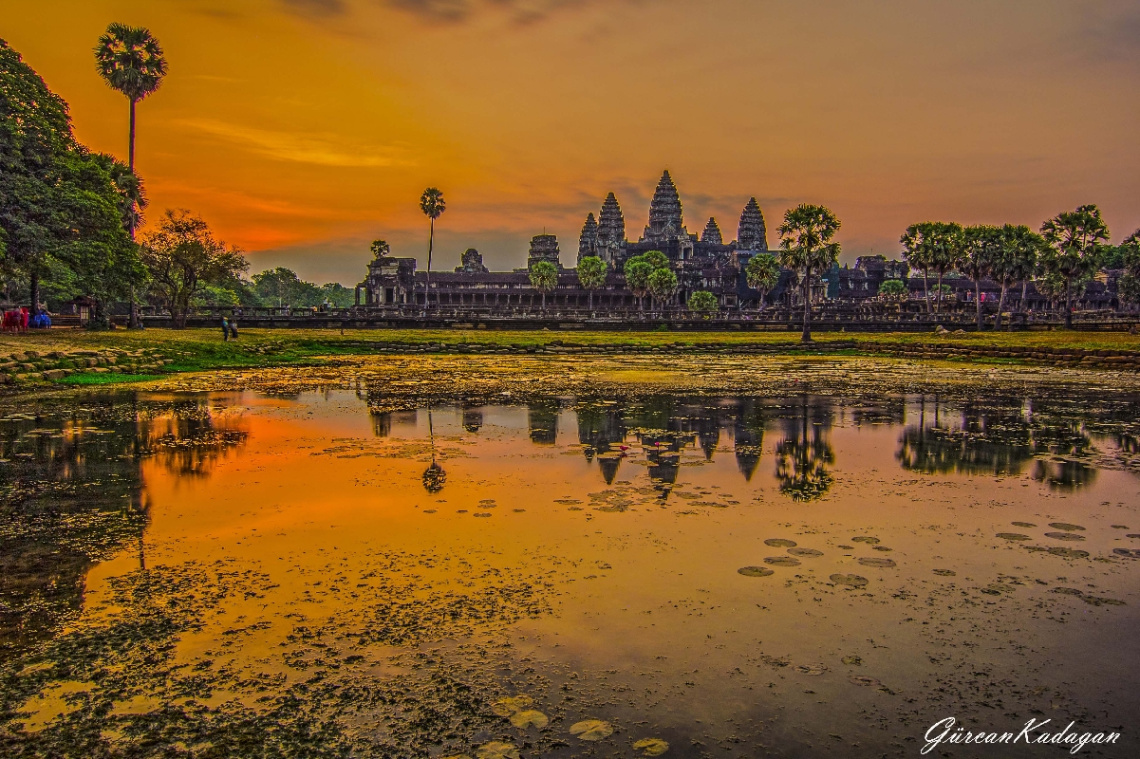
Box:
6 0 1139 285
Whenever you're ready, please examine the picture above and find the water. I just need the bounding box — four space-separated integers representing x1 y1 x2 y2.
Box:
2 360 1139 758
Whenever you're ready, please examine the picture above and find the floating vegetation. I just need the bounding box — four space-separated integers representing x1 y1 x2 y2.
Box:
570 719 615 741
830 574 869 588
764 556 802 567
764 538 797 548
857 557 897 568
851 536 880 545
1011 521 1037 528
932 569 957 576
491 696 533 717
1048 522 1086 531
1044 532 1086 542
997 533 1031 541
795 663 828 675
737 566 775 577
509 710 549 730
849 675 882 687
841 655 863 666
633 737 671 756
1113 548 1140 559
788 547 824 558
476 741 520 759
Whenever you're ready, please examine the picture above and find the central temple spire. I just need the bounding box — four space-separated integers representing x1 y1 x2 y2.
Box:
645 170 683 242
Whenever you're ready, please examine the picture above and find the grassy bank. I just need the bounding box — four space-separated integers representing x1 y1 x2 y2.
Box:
2 327 1140 389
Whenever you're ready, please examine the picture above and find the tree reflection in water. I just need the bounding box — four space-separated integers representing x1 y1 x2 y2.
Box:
773 397 835 501
422 407 446 493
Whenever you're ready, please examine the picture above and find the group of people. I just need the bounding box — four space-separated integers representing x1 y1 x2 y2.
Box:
2 307 50 333
221 316 240 341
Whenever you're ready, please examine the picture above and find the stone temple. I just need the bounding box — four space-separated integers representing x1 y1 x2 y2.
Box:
357 171 777 310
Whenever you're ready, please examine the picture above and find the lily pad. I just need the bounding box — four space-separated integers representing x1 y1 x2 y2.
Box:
1113 548 1140 559
996 533 1031 541
1048 522 1086 531
851 536 880 545
841 655 862 666
764 538 797 548
1046 547 1090 559
830 573 869 588
857 557 896 568
491 695 533 717
850 675 882 687
1044 532 1086 542
764 556 801 567
570 719 615 741
633 738 670 756
795 663 827 675
1011 521 1037 528
476 742 520 759
510 709 549 729
932 569 956 576
737 566 774 577
788 547 824 558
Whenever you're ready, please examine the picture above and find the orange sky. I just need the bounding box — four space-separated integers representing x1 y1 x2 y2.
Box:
6 0 1139 284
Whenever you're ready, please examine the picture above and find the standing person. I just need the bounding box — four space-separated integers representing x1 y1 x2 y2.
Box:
221 315 230 341
229 316 239 340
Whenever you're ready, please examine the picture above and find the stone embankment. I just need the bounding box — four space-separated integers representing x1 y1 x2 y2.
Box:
1 348 171 385
352 339 1140 369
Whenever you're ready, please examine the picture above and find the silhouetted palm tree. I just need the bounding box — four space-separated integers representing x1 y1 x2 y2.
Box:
778 204 841 342
419 188 446 311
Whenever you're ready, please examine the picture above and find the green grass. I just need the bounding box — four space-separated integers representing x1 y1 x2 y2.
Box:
55 373 166 385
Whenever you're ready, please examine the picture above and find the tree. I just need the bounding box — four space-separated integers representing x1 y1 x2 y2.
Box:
1040 204 1110 329
900 223 934 313
95 23 167 329
878 279 908 299
642 250 668 270
778 204 841 343
744 253 780 311
961 225 1001 330
623 256 653 315
419 188 445 310
992 225 1045 329
370 239 390 258
688 290 718 316
528 260 558 310
647 267 678 315
141 209 247 327
1115 230 1140 312
576 255 606 311
252 267 320 307
927 222 963 314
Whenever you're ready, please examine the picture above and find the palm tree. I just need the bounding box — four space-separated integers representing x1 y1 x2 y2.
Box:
576 255 607 312
992 225 1044 329
927 222 964 315
422 407 446 493
95 23 167 328
529 261 559 311
961 225 1001 330
647 267 678 316
900 223 934 313
778 204 841 342
1040 204 1110 329
623 256 652 316
744 253 780 312
419 187 446 311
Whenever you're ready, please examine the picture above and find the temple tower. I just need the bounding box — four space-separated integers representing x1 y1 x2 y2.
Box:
596 192 626 263
455 248 488 273
578 213 599 263
643 170 684 242
701 217 723 245
528 234 561 268
737 198 768 252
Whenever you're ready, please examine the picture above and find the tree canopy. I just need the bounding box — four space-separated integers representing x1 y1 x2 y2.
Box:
778 204 841 342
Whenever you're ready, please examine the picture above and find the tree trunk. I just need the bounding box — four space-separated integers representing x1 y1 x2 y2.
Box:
935 272 944 314
996 282 1008 330
801 270 813 343
1064 278 1073 329
29 270 40 315
541 291 546 311
588 290 593 312
923 269 931 314
128 97 137 172
125 98 141 329
975 280 983 330
425 218 434 311
1020 279 1029 315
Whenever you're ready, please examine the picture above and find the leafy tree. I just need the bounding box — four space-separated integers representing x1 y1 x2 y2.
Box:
992 225 1045 328
528 260 558 310
878 279 908 298
961 225 1001 330
370 239 390 258
419 188 445 309
927 222 963 314
95 23 167 328
687 290 718 315
141 209 247 327
647 267 678 314
642 250 668 270
1 40 143 322
252 267 319 307
576 255 606 311
744 253 780 311
778 204 841 343
1115 230 1140 311
623 257 653 315
320 282 354 308
1040 204 1110 328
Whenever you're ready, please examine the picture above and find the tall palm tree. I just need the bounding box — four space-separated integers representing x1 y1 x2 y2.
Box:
95 23 167 328
778 204 841 343
1040 204 1110 329
961 225 1001 330
993 225 1044 329
419 188 446 311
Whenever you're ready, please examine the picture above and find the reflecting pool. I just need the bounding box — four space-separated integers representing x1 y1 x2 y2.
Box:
2 363 1139 758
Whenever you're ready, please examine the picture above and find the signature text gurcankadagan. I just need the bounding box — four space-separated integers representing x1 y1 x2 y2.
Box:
923 717 1121 755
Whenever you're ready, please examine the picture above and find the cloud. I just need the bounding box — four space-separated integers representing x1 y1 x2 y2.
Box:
280 0 349 17
180 119 412 168
279 0 633 26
